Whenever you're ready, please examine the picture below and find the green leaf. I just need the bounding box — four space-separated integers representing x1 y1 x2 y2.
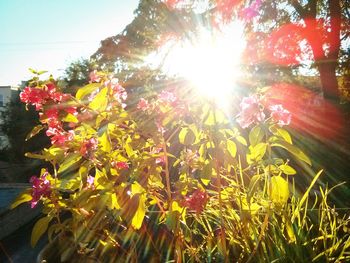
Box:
25 125 44 141
89 87 108 111
272 140 311 166
31 216 51 247
279 164 296 175
247 174 261 202
269 176 289 206
131 194 146 230
226 139 237 158
58 153 82 174
179 127 195 145
11 189 32 209
25 152 47 160
76 83 100 100
249 126 264 147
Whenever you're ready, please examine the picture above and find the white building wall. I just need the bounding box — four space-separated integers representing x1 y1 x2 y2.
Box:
0 86 18 148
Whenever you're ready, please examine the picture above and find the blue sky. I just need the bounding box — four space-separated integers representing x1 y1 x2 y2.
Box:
0 0 139 85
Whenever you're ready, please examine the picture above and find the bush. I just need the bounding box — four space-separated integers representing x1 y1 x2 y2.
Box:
13 70 350 262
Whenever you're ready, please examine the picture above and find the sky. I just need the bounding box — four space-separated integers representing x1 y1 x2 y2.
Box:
0 0 139 86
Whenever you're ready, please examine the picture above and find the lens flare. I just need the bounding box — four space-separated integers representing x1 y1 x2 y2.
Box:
148 21 246 108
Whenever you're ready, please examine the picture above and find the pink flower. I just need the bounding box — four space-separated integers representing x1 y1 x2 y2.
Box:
184 189 208 214
86 175 95 189
239 0 262 20
158 91 177 105
237 95 265 128
30 171 51 208
269 104 291 126
137 98 150 111
106 79 127 106
89 70 101 83
156 155 166 165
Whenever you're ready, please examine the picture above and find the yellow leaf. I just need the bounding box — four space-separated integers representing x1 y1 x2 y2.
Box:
62 113 78 123
89 87 108 111
99 131 111 152
131 194 146 230
226 139 237 158
11 189 32 209
94 168 107 189
131 182 145 196
76 83 100 100
279 164 296 175
179 127 195 145
31 216 51 247
269 176 289 206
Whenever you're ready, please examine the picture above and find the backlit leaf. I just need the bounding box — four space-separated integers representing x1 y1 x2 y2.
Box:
58 153 82 174
131 194 146 230
249 126 264 147
11 189 32 209
179 127 195 145
25 125 44 141
270 176 289 206
62 113 78 123
226 139 237 158
76 83 100 100
31 216 51 247
99 131 111 152
89 87 108 111
279 164 296 175
272 140 311 165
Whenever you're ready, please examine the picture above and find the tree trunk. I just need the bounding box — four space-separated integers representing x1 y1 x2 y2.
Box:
317 61 340 102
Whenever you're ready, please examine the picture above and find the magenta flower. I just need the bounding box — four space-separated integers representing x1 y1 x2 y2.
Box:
30 171 52 208
237 95 265 128
269 104 291 126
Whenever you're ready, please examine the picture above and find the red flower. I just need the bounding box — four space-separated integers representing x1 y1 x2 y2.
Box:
137 98 150 111
237 95 265 128
269 104 291 127
30 171 51 208
184 189 208 214
80 138 98 157
113 161 129 170
46 128 74 146
20 87 49 110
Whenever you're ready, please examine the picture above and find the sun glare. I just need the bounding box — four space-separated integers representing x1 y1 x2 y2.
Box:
162 21 246 105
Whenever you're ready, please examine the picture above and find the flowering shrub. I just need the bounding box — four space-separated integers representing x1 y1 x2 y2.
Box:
12 71 350 262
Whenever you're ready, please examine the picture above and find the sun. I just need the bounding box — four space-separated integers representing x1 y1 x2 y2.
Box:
161 21 246 106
